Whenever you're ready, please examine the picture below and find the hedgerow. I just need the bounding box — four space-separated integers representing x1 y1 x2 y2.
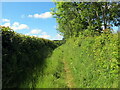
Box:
1 27 57 88
39 32 119 88
62 32 119 88
1 26 119 88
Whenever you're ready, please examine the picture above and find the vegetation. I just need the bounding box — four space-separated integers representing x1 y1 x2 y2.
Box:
33 31 119 88
53 39 66 46
1 2 120 89
2 26 58 88
51 2 120 39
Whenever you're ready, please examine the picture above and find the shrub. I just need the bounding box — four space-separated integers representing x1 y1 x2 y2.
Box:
1 27 57 88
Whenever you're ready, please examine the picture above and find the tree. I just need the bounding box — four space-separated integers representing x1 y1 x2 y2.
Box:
51 2 120 39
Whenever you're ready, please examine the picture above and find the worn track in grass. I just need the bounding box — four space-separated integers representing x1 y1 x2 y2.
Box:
63 59 74 88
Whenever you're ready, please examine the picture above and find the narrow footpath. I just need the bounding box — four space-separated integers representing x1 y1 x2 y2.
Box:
63 59 74 88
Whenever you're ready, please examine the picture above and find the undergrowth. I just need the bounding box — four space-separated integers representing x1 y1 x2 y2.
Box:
2 26 119 88
36 32 119 88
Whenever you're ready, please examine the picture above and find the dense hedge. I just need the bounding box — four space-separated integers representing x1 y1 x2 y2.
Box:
1 27 58 88
64 33 119 88
53 40 66 46
1 26 119 88
62 33 119 88
37 32 119 88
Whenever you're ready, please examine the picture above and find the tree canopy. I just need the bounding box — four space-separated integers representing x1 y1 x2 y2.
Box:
51 2 120 39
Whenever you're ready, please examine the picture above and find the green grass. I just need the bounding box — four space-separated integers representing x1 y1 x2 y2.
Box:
2 27 119 88
35 46 67 88
35 32 119 88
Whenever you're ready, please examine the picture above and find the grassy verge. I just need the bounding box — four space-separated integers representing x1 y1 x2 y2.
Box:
37 32 119 88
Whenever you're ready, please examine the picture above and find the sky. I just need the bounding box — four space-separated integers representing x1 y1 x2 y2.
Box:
0 2 63 40
0 2 119 40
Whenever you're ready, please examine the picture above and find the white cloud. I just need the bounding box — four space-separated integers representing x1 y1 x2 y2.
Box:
11 22 29 30
41 32 47 35
29 29 42 34
39 34 51 39
51 34 63 40
1 21 29 31
2 19 10 22
32 35 38 37
28 12 52 19
2 23 11 27
12 22 19 26
56 34 63 40
26 29 51 39
26 29 63 40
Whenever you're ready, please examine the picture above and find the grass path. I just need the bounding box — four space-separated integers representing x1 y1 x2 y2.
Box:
63 59 74 88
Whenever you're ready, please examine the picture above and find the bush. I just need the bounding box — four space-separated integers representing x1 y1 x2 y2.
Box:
1 27 57 88
43 32 119 88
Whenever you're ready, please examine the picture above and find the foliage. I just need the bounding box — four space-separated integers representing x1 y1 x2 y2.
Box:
63 32 119 88
37 32 119 88
53 39 66 46
1 1 120 87
1 27 58 88
1 26 119 88
51 2 120 39
35 47 67 88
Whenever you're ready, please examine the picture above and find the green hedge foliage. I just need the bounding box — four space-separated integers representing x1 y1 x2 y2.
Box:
1 26 119 88
53 40 66 46
65 33 119 88
38 32 119 88
63 33 119 88
2 27 57 88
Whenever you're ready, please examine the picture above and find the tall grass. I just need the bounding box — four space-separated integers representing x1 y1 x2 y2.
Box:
37 32 119 88
63 33 119 88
